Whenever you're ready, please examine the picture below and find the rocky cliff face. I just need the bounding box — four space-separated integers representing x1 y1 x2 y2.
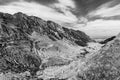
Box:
0 12 92 80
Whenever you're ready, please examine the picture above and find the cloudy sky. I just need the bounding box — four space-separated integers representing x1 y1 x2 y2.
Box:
0 0 120 39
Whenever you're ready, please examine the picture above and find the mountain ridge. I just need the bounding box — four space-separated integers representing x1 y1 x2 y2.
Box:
0 12 92 46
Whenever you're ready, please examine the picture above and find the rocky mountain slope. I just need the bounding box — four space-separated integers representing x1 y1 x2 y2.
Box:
1 11 120 80
0 12 93 80
1 12 120 80
45 32 120 80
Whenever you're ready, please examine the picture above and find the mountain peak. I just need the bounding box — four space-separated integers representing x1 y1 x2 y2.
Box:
13 12 28 18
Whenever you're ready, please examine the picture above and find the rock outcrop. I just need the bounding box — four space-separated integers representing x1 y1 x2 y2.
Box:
100 36 116 44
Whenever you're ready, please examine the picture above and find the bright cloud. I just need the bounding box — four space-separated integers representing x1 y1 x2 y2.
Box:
79 19 120 38
89 1 120 17
0 1 78 24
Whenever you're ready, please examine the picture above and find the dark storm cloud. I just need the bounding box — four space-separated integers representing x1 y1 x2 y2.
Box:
1 0 119 18
73 0 113 16
87 0 120 21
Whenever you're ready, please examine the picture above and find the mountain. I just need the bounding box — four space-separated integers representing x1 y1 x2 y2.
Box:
100 36 116 44
1 12 120 80
0 12 92 46
0 12 93 80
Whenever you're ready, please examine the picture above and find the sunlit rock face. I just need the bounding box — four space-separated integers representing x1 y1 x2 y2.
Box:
0 12 93 80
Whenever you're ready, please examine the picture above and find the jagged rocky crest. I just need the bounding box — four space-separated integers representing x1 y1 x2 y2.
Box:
100 36 116 44
0 12 91 46
0 12 92 79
